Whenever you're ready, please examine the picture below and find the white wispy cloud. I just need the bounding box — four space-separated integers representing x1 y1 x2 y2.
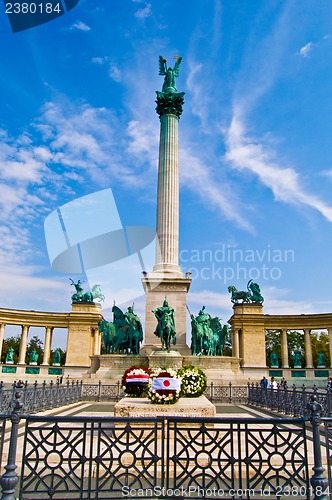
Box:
91 57 105 65
91 57 122 83
225 111 332 223
186 60 214 134
180 148 253 231
109 64 122 82
135 3 152 19
70 21 91 32
300 41 313 58
188 290 230 310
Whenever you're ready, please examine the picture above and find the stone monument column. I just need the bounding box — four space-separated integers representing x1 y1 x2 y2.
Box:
280 329 289 368
18 324 29 365
304 328 313 368
142 56 191 355
42 326 53 365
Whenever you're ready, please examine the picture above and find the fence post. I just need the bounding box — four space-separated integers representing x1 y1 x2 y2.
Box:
32 380 38 413
229 382 232 403
0 386 23 499
307 394 329 500
80 381 83 402
0 382 3 413
98 380 101 402
327 385 332 418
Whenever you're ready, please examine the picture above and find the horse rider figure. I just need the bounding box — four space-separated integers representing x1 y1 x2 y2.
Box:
69 278 85 302
124 305 143 355
195 306 214 355
152 297 176 344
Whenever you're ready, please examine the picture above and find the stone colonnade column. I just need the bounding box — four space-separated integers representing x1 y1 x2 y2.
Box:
232 329 240 358
42 327 53 365
93 328 100 355
0 324 5 361
304 328 313 368
280 329 289 368
328 329 332 368
18 325 29 365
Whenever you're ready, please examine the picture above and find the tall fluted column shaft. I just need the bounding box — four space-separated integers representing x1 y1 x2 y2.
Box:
154 114 181 275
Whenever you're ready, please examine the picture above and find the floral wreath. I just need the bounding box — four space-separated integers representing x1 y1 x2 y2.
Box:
147 368 181 405
122 366 151 397
177 366 207 398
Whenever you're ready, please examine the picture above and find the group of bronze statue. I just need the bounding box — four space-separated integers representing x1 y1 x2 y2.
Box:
97 298 229 356
190 307 229 356
98 306 143 355
70 278 264 355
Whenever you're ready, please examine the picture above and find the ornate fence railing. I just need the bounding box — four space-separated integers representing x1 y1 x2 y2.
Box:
81 382 250 404
82 381 124 402
0 380 83 414
248 383 332 417
0 391 330 500
204 382 249 403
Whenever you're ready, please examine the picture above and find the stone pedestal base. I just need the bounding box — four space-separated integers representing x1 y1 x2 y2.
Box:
85 354 149 381
66 302 103 368
141 276 191 355
228 303 266 368
149 350 183 370
183 355 242 383
114 395 216 418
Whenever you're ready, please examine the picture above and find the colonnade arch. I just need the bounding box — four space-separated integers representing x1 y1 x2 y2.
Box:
265 328 331 369
0 303 103 372
229 304 332 379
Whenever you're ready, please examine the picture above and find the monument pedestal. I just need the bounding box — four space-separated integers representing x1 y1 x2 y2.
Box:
114 395 216 418
65 303 103 368
85 354 149 382
149 350 183 370
228 303 266 369
141 276 191 356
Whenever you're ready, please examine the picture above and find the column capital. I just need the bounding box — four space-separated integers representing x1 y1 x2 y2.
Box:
155 91 185 118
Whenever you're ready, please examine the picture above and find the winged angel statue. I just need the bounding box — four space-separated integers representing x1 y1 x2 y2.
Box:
159 55 182 93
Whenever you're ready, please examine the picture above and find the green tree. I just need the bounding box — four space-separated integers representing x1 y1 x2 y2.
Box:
2 336 21 364
223 328 232 356
310 331 330 367
50 348 66 365
266 330 306 367
265 330 281 367
26 336 43 364
287 331 305 368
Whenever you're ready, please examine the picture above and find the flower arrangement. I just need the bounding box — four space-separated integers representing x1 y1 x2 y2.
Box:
177 366 207 398
122 366 151 397
147 368 181 404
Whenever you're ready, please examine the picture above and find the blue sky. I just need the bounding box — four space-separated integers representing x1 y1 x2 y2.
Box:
1 0 332 348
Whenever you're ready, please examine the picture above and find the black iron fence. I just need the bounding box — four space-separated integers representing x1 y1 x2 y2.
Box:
0 391 330 499
248 383 332 417
81 381 250 404
82 381 124 402
2 381 332 416
0 380 83 414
